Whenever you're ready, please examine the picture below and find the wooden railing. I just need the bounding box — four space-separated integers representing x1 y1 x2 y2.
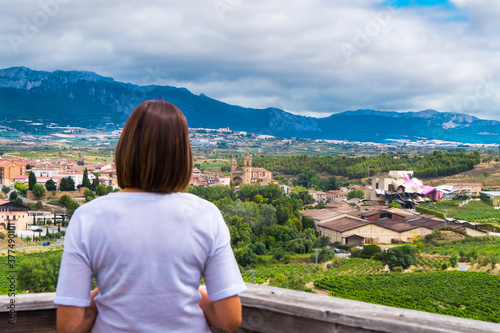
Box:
1 284 499 332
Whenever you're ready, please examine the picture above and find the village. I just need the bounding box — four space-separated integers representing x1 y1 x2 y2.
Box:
0 150 498 247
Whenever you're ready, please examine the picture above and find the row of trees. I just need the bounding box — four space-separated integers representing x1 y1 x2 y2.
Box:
27 169 102 196
252 151 481 180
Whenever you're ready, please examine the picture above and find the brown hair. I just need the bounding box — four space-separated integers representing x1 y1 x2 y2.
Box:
115 100 192 193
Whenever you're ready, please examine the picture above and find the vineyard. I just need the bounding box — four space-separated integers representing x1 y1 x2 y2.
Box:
3 242 500 324
414 257 451 270
455 210 500 224
421 200 500 225
324 258 384 275
314 271 500 323
422 237 500 256
241 263 320 284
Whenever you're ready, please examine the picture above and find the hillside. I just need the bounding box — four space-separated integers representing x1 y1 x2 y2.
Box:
1 67 499 143
427 161 500 188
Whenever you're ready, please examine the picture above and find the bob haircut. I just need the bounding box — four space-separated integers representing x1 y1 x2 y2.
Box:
116 100 193 193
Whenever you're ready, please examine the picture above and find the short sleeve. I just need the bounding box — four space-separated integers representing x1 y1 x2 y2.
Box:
203 208 246 301
54 213 94 307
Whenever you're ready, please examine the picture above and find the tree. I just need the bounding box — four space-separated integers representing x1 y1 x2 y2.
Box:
214 197 234 211
253 195 264 204
34 201 43 210
222 200 259 228
315 248 335 263
289 229 316 254
28 172 37 191
17 251 62 292
450 254 458 268
290 186 315 205
227 216 251 248
67 201 80 217
1 186 10 196
348 189 365 200
96 183 108 196
82 169 92 189
9 191 18 202
296 170 319 188
59 177 75 191
84 188 95 202
45 179 57 192
318 175 339 192
255 204 277 232
302 216 316 230
376 245 416 270
58 194 73 208
92 175 100 191
250 241 267 255
318 235 331 247
234 246 255 267
275 204 290 225
388 201 401 209
360 244 382 259
32 183 46 199
14 182 28 196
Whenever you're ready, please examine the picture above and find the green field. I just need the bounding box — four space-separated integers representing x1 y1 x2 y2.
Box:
314 271 500 323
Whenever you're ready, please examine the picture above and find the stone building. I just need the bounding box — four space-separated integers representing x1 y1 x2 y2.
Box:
230 153 272 185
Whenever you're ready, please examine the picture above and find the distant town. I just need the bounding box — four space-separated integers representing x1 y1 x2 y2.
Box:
2 132 500 324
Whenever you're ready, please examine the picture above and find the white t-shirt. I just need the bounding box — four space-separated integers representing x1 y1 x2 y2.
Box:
54 192 246 332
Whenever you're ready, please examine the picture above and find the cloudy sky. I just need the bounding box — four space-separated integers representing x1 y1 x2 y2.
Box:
2 0 500 120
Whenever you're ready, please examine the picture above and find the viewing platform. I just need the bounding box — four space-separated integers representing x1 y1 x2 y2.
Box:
1 284 499 332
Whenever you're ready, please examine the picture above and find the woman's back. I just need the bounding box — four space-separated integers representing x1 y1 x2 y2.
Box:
55 100 244 333
55 192 244 332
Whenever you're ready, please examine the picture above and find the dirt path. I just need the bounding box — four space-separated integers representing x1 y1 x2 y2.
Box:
305 281 330 296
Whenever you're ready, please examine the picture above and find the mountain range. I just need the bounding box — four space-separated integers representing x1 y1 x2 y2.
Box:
0 67 499 144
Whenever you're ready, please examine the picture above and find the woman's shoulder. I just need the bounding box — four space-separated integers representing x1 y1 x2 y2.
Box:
173 192 218 210
70 193 115 214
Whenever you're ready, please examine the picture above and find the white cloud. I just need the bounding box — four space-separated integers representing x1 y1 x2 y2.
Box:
1 0 499 120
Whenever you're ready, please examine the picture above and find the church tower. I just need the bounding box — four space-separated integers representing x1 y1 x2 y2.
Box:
231 156 237 173
243 152 252 184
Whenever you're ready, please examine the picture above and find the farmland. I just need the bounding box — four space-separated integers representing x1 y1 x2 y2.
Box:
314 271 500 323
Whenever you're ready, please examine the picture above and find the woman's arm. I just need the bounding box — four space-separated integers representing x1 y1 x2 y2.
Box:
199 287 242 333
57 288 99 333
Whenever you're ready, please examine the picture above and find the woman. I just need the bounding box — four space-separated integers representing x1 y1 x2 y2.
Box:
54 100 246 332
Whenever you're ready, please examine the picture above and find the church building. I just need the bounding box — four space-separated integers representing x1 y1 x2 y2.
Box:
230 153 272 185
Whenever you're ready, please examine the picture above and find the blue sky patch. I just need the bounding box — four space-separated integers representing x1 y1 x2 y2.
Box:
384 0 451 7
383 0 468 21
